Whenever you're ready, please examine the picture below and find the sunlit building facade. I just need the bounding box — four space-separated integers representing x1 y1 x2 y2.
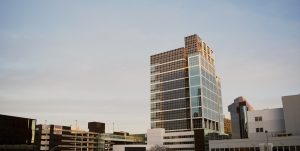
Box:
150 34 225 151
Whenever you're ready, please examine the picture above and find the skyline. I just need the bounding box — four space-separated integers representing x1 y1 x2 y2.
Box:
0 0 300 133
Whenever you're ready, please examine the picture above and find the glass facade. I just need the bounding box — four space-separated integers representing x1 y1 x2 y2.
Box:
150 35 224 134
188 52 224 132
151 48 191 131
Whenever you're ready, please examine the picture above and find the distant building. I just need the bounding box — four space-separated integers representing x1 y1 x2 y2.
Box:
35 124 98 151
114 128 229 151
97 131 146 151
224 118 232 136
0 114 36 151
88 122 105 134
228 96 253 139
35 122 145 151
210 94 300 151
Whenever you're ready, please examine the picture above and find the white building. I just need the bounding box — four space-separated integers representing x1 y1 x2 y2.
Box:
209 94 300 151
282 94 300 136
247 108 285 139
114 129 196 151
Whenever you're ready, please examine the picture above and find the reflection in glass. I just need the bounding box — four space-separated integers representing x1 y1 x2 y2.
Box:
191 97 201 107
192 107 202 117
191 86 201 96
189 66 200 76
190 76 201 86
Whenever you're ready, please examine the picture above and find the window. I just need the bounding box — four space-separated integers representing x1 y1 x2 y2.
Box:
255 116 262 121
189 66 200 76
190 76 201 86
191 97 201 107
260 128 264 132
256 127 264 133
191 86 201 96
192 107 201 117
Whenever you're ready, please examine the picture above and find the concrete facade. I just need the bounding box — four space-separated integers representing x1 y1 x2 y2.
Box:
247 108 285 139
210 94 300 151
209 136 300 151
282 94 300 136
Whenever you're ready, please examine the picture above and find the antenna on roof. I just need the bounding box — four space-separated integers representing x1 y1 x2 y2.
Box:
113 122 115 132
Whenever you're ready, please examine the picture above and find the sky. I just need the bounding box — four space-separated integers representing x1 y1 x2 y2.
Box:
0 0 299 133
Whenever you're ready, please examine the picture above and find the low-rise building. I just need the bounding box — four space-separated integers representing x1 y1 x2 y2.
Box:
0 114 36 151
224 118 232 136
114 128 229 151
210 94 300 151
35 124 98 151
97 131 146 151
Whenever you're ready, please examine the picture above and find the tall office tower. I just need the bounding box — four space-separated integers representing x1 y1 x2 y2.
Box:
228 96 253 139
150 34 225 151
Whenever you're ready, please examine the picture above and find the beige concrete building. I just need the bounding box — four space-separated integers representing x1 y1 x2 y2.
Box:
224 118 232 135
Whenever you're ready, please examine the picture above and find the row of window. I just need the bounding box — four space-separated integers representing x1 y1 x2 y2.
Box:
201 67 216 85
256 127 264 133
186 44 201 54
151 119 191 130
211 146 300 151
151 88 189 102
151 79 189 92
151 48 186 65
190 86 201 97
151 109 190 121
166 148 194 151
193 118 202 128
201 55 215 75
202 76 217 94
151 60 187 74
202 96 219 112
191 96 201 107
151 98 190 111
151 69 188 83
190 75 201 87
164 141 194 145
255 116 263 121
202 87 218 104
192 107 202 117
164 135 194 139
189 56 200 66
203 107 219 121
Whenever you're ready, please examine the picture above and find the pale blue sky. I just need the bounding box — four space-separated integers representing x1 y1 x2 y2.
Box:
0 0 299 133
